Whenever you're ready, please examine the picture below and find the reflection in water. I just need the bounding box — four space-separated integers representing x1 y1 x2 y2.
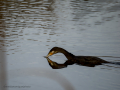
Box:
0 0 120 54
0 0 120 90
0 0 56 53
45 47 109 67
45 47 120 68
0 50 7 90
46 57 74 69
46 57 120 69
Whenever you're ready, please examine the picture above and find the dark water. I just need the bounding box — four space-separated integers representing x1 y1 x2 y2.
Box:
0 0 120 90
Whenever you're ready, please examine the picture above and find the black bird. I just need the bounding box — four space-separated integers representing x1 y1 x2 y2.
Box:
45 47 110 67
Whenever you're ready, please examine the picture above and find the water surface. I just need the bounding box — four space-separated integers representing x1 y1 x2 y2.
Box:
0 0 120 90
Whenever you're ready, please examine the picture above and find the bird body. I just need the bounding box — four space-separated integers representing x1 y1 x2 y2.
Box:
45 47 109 67
73 56 108 67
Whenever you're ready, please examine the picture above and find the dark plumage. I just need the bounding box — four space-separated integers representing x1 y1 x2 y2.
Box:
46 57 67 69
45 47 109 67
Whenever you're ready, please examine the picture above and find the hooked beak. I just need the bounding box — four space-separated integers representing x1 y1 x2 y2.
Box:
45 51 54 58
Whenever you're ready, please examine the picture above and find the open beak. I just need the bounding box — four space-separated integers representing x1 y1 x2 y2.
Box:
45 51 54 58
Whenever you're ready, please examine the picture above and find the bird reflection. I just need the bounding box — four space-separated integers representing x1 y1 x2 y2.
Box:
45 47 120 69
45 57 98 69
45 47 109 69
45 57 75 69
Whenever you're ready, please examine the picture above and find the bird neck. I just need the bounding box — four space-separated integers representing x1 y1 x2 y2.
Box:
60 49 75 60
